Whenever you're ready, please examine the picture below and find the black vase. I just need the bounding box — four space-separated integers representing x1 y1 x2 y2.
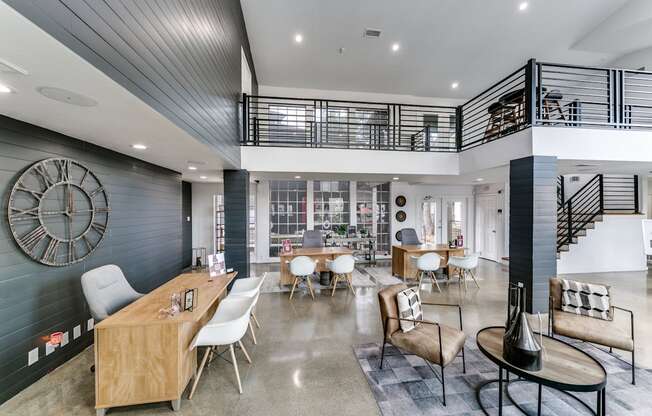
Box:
503 283 542 371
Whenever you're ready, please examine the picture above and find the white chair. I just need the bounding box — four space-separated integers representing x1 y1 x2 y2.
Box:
228 273 267 345
288 256 317 300
448 254 480 290
411 253 443 292
326 255 356 297
188 296 255 398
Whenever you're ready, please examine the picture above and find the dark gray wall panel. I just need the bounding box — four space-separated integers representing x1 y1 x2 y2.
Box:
509 156 558 313
6 0 258 168
0 115 182 404
182 181 192 268
224 169 249 283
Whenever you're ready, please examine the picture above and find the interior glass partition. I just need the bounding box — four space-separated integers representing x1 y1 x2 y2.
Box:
313 181 350 233
269 180 307 257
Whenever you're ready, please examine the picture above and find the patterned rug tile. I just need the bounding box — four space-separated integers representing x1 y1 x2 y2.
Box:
354 338 652 415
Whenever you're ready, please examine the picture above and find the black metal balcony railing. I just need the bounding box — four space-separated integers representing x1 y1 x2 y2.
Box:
242 96 457 152
241 59 652 152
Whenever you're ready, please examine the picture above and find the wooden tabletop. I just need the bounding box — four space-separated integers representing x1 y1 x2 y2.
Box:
279 247 354 257
96 271 236 328
476 326 607 391
393 244 465 253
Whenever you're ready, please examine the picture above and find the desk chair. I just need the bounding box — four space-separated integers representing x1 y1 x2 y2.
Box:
188 296 254 397
399 228 422 245
302 230 324 248
326 255 356 297
289 256 317 300
227 274 267 345
411 252 443 292
448 254 480 290
81 265 143 372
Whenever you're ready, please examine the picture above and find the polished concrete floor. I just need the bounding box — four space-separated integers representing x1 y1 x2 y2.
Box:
1 260 650 416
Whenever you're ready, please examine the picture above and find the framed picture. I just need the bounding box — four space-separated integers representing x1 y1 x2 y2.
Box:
281 239 293 254
183 288 197 312
207 253 226 278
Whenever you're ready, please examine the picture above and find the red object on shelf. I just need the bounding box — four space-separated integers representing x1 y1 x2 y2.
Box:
48 332 63 346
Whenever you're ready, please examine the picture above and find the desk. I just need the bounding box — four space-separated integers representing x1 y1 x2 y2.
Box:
94 271 236 415
391 244 465 280
279 247 353 285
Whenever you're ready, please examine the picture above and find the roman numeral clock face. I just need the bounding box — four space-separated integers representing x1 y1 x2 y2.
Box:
8 158 110 266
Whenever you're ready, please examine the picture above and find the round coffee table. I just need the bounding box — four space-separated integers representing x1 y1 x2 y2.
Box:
476 326 607 416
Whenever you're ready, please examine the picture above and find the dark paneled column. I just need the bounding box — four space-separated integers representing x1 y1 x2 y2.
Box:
224 170 250 281
181 181 192 269
509 156 557 313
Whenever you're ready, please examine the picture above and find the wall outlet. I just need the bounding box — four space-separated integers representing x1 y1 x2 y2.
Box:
61 331 69 347
87 318 94 331
28 348 38 366
73 325 81 340
45 343 56 356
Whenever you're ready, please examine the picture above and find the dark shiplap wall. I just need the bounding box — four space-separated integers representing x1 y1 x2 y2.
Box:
6 0 258 168
509 156 558 313
224 170 250 282
0 115 183 404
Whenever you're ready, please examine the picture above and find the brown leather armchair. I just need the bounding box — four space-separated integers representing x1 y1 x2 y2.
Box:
378 284 466 406
548 277 635 384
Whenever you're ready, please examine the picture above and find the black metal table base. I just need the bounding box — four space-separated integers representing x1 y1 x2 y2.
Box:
476 369 606 416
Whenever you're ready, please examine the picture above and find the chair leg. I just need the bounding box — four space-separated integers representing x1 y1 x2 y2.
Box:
462 347 466 374
289 277 298 300
249 321 257 345
305 276 315 300
417 270 424 290
632 349 636 385
251 312 261 329
441 364 446 406
238 340 252 364
331 274 339 297
379 340 386 369
469 269 480 288
431 271 442 292
188 347 211 399
347 273 356 296
229 344 243 394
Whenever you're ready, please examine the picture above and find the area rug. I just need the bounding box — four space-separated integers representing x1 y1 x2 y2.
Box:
354 338 652 415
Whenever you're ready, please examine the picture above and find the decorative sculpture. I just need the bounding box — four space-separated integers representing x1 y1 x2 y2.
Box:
503 282 542 371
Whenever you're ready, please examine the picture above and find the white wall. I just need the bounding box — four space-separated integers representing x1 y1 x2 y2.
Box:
557 215 647 274
474 182 509 263
258 85 466 107
192 182 222 254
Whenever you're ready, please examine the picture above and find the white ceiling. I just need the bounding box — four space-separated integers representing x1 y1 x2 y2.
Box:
0 1 228 183
241 0 646 99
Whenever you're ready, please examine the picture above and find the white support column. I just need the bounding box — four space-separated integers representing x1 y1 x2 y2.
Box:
307 180 315 230
350 181 357 227
255 180 270 263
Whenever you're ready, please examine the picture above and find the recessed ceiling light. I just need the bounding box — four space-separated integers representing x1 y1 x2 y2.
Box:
391 43 400 52
392 177 400 180
451 82 459 89
188 166 198 171
294 175 301 179
475 178 484 182
294 33 303 43
519 2 528 11
0 83 11 93
131 144 147 150
200 175 208 179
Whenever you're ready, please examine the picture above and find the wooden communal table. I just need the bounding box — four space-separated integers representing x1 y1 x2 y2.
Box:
94 271 236 415
279 247 354 285
391 244 465 280
476 326 607 416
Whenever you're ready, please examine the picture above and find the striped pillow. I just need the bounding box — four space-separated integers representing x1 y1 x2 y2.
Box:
560 279 612 321
396 288 423 332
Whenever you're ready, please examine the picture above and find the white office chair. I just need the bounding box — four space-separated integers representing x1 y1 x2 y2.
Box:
326 255 356 297
448 254 480 290
411 253 443 292
288 256 317 300
188 296 255 398
227 273 267 345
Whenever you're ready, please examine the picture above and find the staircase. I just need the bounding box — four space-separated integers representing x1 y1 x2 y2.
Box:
557 174 639 255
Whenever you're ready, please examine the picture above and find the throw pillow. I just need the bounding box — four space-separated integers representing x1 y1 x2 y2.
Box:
560 278 612 321
396 287 423 332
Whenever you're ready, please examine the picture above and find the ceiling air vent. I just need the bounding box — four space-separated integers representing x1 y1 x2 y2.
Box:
363 28 382 38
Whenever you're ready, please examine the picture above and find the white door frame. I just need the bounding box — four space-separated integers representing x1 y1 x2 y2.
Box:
476 194 499 261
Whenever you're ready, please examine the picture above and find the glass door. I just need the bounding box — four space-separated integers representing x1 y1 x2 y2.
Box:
443 198 466 247
420 200 440 244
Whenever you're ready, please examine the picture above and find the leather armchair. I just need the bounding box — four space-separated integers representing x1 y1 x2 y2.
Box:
378 284 466 406
548 277 635 384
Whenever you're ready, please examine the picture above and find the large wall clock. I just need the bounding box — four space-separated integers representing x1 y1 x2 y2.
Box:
8 158 110 266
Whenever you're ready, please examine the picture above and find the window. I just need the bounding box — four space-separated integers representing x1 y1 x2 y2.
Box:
447 200 463 242
214 194 225 253
269 105 308 143
249 185 256 261
356 182 390 254
314 181 350 234
269 180 307 257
